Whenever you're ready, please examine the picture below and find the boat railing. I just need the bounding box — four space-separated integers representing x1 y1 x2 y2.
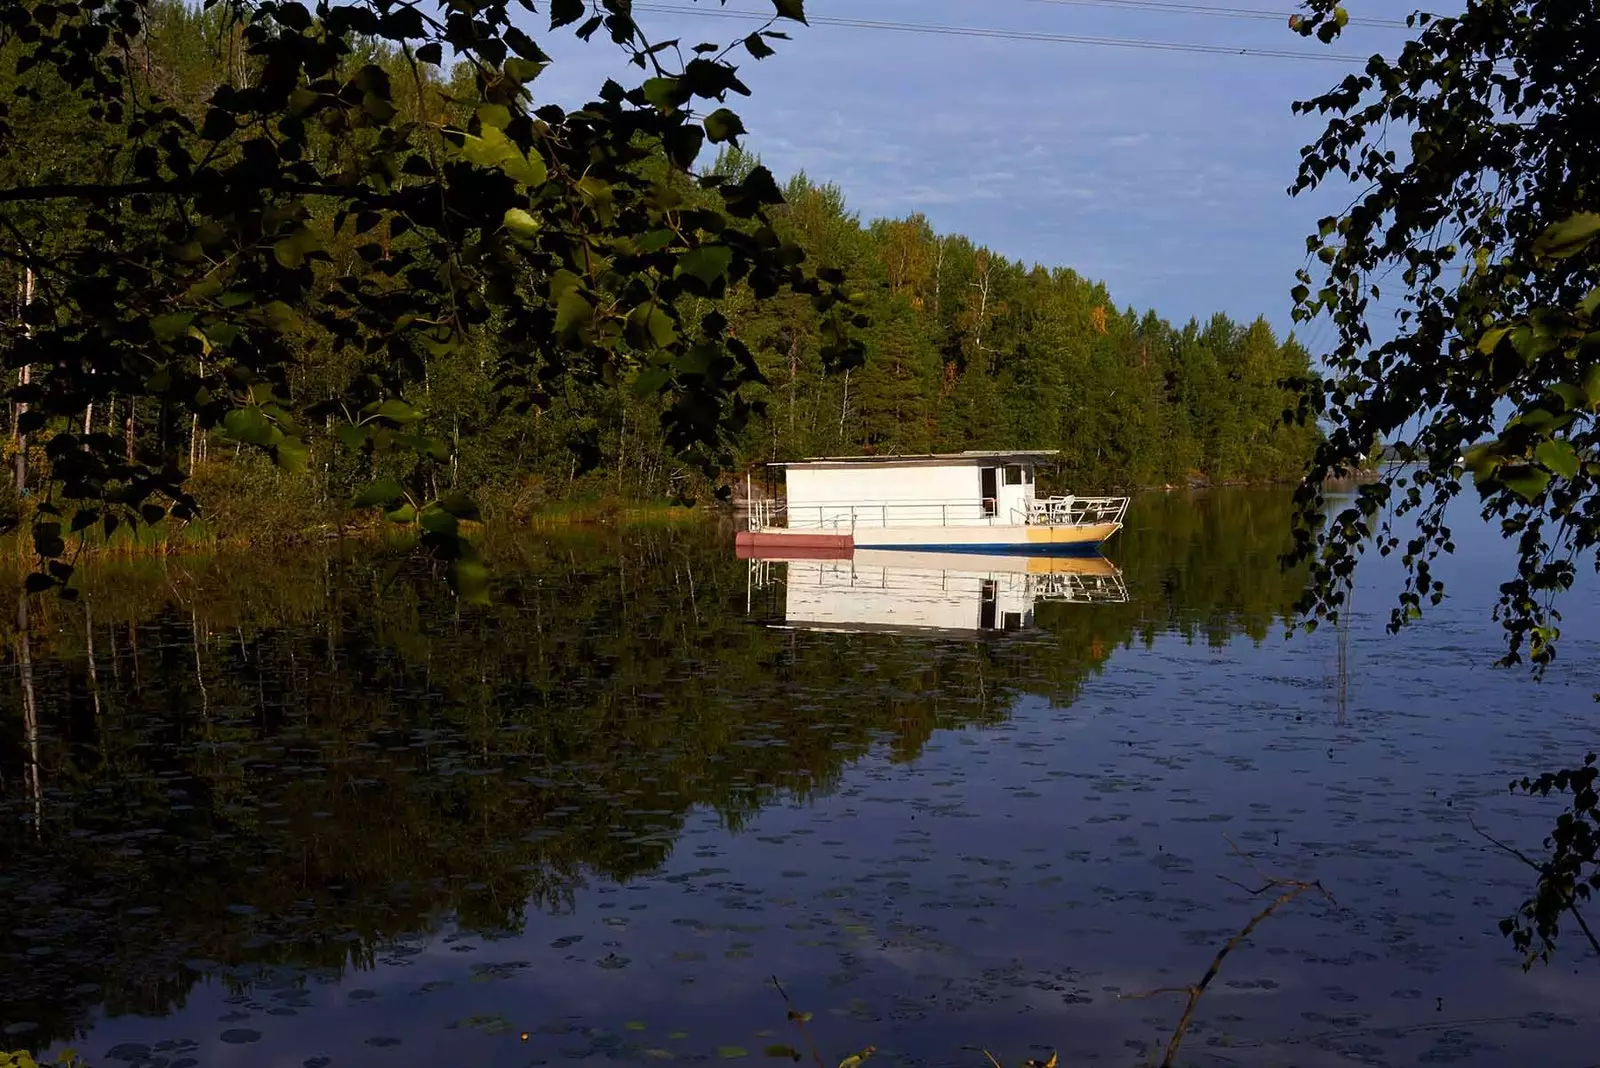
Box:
748 498 991 531
1022 496 1129 529
748 495 1128 531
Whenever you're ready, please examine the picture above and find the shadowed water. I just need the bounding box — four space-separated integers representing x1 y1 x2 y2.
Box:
3 488 1598 1067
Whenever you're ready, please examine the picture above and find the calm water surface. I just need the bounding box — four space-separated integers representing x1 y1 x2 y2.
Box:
3 489 1599 1067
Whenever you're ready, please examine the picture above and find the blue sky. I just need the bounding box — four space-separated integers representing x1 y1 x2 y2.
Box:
532 2 1420 346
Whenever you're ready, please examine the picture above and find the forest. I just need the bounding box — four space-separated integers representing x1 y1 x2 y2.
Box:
0 2 1322 547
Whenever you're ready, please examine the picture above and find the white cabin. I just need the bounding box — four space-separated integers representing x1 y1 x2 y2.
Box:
775 450 1050 530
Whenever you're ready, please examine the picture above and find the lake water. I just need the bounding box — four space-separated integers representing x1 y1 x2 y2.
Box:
3 488 1599 1067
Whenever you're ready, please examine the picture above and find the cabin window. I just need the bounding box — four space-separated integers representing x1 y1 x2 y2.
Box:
1004 465 1024 486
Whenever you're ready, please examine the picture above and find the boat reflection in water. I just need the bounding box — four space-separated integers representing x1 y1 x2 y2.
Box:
742 547 1127 637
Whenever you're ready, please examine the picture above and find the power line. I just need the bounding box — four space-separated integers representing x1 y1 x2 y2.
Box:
630 3 1374 63
1005 0 1409 30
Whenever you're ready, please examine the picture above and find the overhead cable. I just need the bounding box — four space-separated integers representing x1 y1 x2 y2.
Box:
631 2 1375 64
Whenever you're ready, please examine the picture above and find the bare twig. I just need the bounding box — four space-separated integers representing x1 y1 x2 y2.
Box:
770 975 826 1068
1120 843 1334 1068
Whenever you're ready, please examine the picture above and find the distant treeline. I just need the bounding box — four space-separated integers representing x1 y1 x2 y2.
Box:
0 2 1321 539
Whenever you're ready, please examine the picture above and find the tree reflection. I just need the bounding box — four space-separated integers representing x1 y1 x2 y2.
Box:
0 489 1309 1046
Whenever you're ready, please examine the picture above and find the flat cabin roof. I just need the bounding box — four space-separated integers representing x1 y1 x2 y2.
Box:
769 450 1059 470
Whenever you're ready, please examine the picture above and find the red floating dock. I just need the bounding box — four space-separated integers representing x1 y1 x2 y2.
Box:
735 531 854 560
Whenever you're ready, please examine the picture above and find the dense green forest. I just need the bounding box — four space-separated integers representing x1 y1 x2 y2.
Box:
0 2 1319 544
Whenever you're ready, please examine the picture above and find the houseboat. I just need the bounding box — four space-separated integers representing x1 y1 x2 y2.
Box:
745 548 1128 637
736 451 1128 556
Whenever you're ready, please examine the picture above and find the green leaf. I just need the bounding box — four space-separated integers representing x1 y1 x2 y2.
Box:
385 502 417 524
504 207 543 240
1580 285 1600 321
771 0 806 23
717 1049 749 1060
744 32 775 59
476 102 512 129
458 126 547 187
1536 439 1580 479
436 491 481 520
222 407 280 446
676 245 734 285
1499 464 1553 501
764 1047 800 1061
273 437 309 473
643 77 681 110
555 289 594 336
1477 325 1510 354
419 507 459 535
274 237 305 269
627 303 678 349
550 269 583 300
703 108 746 144
150 312 195 341
576 176 615 221
1584 363 1600 407
676 344 714 375
335 422 370 449
1533 213 1600 259
352 478 407 509
377 398 422 424
633 367 672 397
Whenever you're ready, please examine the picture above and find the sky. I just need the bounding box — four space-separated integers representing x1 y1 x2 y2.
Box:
527 1 1423 348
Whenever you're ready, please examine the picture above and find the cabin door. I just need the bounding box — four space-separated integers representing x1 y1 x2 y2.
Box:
980 467 998 518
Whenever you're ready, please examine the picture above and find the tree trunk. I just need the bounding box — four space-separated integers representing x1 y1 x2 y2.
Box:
14 267 33 495
17 592 41 838
839 368 851 444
